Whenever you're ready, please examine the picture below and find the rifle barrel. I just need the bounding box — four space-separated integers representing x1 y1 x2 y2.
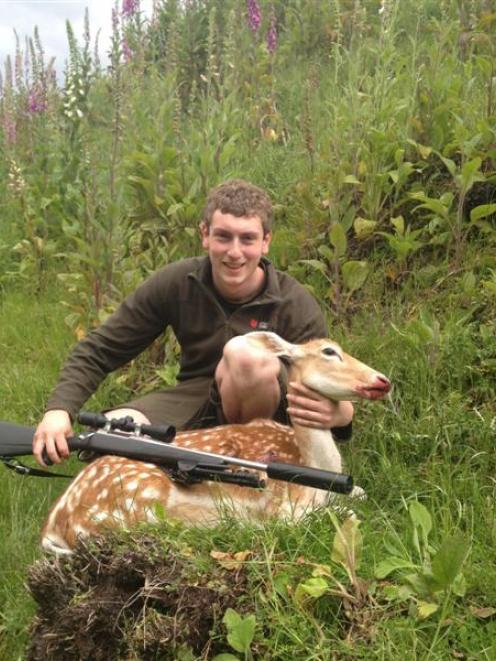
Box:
0 421 353 494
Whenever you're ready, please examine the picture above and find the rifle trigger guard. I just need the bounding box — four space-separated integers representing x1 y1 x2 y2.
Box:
166 460 204 486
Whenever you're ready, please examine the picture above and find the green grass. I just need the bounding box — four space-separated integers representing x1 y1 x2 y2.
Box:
0 283 495 659
0 288 130 658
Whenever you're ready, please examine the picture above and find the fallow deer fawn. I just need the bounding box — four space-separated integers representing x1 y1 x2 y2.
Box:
41 332 391 554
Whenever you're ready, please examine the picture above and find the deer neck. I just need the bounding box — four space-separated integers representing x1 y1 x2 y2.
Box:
287 364 342 474
291 421 342 474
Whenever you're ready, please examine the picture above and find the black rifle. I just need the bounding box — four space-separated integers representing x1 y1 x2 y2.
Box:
0 412 353 494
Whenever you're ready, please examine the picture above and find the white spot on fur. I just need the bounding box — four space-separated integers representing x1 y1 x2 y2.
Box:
92 510 109 522
141 486 161 500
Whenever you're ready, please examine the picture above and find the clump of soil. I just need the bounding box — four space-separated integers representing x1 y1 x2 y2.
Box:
26 532 250 660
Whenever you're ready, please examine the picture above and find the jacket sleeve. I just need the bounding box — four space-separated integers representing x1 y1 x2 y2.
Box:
45 269 171 420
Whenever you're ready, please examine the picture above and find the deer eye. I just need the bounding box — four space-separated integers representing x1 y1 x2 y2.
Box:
322 346 340 359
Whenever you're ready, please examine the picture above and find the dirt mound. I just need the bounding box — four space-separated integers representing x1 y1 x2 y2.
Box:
26 532 250 660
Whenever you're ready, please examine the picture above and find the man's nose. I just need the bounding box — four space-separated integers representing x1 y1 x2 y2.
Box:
227 239 242 258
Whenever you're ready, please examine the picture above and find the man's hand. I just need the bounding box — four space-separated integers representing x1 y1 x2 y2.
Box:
286 382 354 429
33 410 73 466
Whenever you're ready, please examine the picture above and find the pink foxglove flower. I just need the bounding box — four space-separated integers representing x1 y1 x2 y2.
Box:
247 0 262 33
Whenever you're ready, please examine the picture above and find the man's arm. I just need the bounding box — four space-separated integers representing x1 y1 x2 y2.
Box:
45 272 171 420
34 267 174 465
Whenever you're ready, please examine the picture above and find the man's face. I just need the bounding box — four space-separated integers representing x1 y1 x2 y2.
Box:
200 210 272 301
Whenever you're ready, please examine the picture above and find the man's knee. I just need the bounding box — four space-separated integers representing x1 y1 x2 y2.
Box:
216 336 282 423
104 408 151 425
220 335 280 384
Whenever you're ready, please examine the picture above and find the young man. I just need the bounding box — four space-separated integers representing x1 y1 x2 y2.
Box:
33 180 353 466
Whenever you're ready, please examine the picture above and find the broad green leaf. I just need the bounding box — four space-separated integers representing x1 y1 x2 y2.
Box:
343 174 361 184
404 571 440 598
331 516 363 576
342 260 370 293
409 190 429 202
223 609 256 654
298 259 328 275
461 271 476 293
414 198 450 218
409 501 432 541
418 144 432 160
431 533 469 590
223 608 241 629
440 191 454 207
354 218 377 239
482 279 496 295
212 654 240 661
317 244 334 262
391 215 405 236
375 557 418 579
329 223 347 258
452 572 467 597
273 572 291 597
461 157 483 192
295 577 329 600
311 563 332 578
439 155 457 177
470 203 496 223
417 601 439 619
382 584 414 602
388 169 399 184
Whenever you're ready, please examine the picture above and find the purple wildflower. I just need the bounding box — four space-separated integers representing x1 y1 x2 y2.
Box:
122 0 139 18
27 84 46 114
122 38 133 62
247 0 262 33
267 10 277 53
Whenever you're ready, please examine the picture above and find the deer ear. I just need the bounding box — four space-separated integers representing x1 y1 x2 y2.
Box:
245 331 297 359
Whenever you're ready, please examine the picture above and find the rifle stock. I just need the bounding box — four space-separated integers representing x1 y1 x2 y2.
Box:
0 420 353 494
0 421 39 457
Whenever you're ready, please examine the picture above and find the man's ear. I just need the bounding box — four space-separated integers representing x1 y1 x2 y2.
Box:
199 222 209 249
262 231 272 255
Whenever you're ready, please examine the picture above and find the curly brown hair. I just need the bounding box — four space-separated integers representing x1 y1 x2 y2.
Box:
202 179 274 234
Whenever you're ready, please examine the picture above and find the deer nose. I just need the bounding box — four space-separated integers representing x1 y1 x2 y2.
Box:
375 375 391 392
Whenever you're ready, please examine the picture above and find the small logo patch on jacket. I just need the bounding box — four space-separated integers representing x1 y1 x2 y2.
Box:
249 319 270 330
